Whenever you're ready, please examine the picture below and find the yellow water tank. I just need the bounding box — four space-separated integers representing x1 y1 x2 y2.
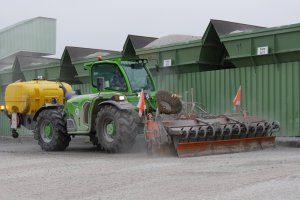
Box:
4 80 73 115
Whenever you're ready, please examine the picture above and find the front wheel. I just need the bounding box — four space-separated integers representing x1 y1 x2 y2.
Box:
95 105 138 153
34 109 70 151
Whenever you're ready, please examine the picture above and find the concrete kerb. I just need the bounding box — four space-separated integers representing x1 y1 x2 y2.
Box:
276 137 300 148
1 136 300 148
0 136 33 143
0 135 91 144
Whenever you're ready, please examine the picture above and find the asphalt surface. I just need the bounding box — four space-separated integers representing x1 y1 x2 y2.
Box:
0 136 300 200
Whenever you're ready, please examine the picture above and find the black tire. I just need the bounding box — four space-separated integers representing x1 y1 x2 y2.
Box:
156 90 182 114
34 109 70 151
95 105 138 153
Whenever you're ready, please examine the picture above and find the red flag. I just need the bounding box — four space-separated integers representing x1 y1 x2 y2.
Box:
137 89 146 117
233 86 241 109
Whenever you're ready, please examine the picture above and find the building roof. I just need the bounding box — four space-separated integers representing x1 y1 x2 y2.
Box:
15 55 59 69
144 34 201 49
210 19 265 36
126 35 157 50
0 55 59 72
0 16 55 34
122 35 157 57
64 46 119 61
0 51 53 71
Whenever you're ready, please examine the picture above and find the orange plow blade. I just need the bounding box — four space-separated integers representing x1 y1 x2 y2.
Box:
176 136 276 157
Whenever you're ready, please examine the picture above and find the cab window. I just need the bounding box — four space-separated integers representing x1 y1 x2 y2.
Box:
91 63 127 91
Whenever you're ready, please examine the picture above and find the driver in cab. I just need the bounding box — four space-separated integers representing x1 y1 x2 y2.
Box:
110 68 127 91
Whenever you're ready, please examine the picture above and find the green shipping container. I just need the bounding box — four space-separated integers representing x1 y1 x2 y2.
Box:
222 23 300 67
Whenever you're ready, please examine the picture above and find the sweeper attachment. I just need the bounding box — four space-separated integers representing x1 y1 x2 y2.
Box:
145 90 280 157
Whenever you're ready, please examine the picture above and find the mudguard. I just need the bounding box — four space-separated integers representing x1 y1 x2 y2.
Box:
33 104 63 121
98 100 136 110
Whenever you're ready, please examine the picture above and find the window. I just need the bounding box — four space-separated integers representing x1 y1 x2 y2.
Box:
91 63 127 91
122 61 155 92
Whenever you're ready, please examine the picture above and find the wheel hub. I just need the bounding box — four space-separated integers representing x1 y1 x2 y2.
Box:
106 124 114 136
41 121 53 143
104 120 115 142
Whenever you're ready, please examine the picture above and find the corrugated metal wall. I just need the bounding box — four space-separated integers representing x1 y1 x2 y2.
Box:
153 61 300 137
0 88 11 136
0 113 10 136
72 83 92 94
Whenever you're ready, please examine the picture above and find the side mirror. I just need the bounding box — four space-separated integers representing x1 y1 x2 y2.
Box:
155 64 160 72
74 89 81 95
96 77 105 91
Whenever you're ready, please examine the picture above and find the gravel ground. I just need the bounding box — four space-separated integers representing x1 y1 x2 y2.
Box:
0 136 299 200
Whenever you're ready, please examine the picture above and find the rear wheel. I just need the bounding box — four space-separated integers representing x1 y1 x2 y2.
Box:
95 105 138 153
34 109 70 151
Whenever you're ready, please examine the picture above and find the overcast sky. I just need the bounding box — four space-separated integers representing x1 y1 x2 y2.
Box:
1 0 300 57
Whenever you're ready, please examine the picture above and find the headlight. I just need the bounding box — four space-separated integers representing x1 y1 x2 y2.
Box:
0 105 5 111
118 95 125 101
111 95 125 101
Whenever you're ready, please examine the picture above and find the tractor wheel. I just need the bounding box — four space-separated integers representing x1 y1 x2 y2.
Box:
156 90 182 114
95 105 138 153
34 109 70 151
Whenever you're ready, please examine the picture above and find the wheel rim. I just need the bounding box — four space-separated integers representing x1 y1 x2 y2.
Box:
103 119 116 142
41 121 53 143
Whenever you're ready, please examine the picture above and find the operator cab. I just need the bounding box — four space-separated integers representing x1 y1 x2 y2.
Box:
91 59 155 93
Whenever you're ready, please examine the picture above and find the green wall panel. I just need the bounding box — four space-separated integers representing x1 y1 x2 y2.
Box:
153 61 300 137
72 83 92 94
0 113 11 136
